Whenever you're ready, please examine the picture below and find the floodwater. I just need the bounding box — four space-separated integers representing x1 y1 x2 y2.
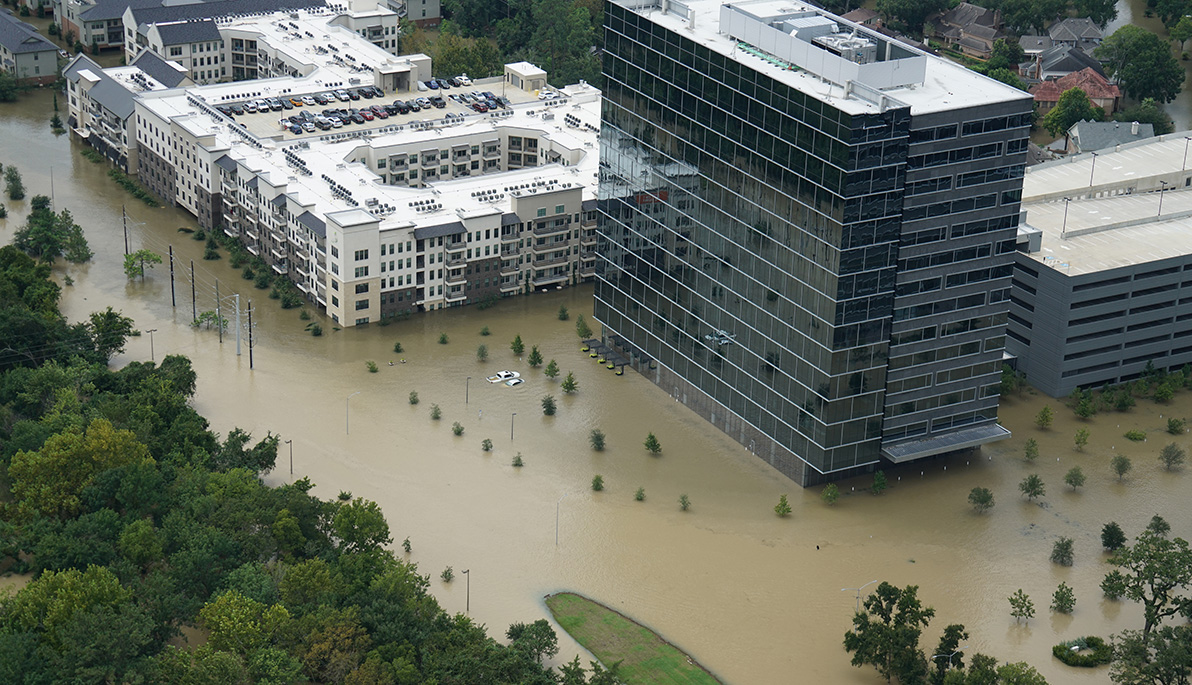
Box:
4 88 1192 684
1105 0 1192 130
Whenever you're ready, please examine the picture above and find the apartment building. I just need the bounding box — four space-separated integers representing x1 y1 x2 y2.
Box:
0 11 59 86
595 0 1032 485
1008 134 1192 397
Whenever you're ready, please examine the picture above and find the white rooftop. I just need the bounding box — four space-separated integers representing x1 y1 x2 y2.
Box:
628 0 1030 115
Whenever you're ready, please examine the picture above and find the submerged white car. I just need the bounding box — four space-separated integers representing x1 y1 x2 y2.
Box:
505 378 524 387
487 370 521 383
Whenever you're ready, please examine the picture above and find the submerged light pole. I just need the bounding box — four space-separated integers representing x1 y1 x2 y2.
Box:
284 439 293 475
466 376 470 404
462 568 470 613
511 412 516 441
841 579 879 613
932 645 970 669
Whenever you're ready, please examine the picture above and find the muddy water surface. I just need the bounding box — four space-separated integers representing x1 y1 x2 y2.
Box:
3 89 1191 684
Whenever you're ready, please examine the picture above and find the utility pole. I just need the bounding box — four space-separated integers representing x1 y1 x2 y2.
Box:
248 300 254 369
216 280 222 344
235 293 241 355
123 205 129 256
169 245 176 307
146 329 157 362
190 260 197 322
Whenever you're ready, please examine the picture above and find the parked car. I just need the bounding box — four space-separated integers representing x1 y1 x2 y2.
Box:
471 102 489 113
359 110 374 121
444 77 460 87
414 97 430 109
416 81 428 91
348 90 360 100
301 121 316 132
281 98 294 110
301 95 316 105
289 97 304 107
370 86 384 97
457 74 472 86
216 105 233 116
334 89 350 101
429 95 446 108
350 112 365 124
407 100 421 112
330 117 343 128
438 79 451 90
374 108 389 119
392 101 410 114
358 88 374 99
426 79 439 89
243 101 258 113
289 124 303 134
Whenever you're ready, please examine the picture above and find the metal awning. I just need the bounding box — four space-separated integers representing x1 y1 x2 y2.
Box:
881 423 1011 463
73 128 91 138
214 155 236 172
413 221 465 240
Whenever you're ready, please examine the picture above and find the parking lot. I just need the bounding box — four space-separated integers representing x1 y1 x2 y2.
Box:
215 77 556 141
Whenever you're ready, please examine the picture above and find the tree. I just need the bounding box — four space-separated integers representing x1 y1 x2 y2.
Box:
875 0 948 36
527 345 543 367
1064 466 1086 491
198 590 291 654
1103 522 1127 551
1072 0 1118 28
1148 515 1172 537
1173 16 1192 51
1159 442 1186 470
5 166 25 200
1051 537 1075 566
986 38 1025 71
331 498 392 553
1044 86 1106 137
123 249 163 281
589 428 605 451
1110 626 1192 685
644 432 661 454
1009 589 1035 623
591 474 604 491
477 344 488 361
1096 25 1184 103
1167 417 1185 435
575 314 592 339
0 71 19 103
506 619 559 664
843 582 935 684
541 394 557 415
823 483 840 505
872 470 888 495
1106 528 1192 634
1035 405 1055 430
968 487 994 513
678 493 690 510
511 334 525 356
544 359 559 379
1019 474 1045 501
1112 454 1133 481
13 199 93 264
929 623 969 683
985 67 1028 91
1024 438 1039 462
774 494 792 517
88 307 135 362
996 661 1049 684
1052 582 1076 614
561 371 578 393
1075 428 1090 451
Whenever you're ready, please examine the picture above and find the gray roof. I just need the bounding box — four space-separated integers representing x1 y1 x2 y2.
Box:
1068 120 1155 154
1039 44 1104 76
245 176 258 189
500 212 520 226
1048 17 1102 43
154 19 221 45
130 0 326 27
413 221 466 240
270 194 286 207
62 54 136 119
80 0 163 23
296 211 325 237
1018 34 1053 52
0 11 58 54
582 198 597 211
214 154 236 172
130 50 189 87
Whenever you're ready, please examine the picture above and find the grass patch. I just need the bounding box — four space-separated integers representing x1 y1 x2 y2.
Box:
545 592 721 685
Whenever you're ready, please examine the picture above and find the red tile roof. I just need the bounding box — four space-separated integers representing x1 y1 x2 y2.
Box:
1030 68 1120 103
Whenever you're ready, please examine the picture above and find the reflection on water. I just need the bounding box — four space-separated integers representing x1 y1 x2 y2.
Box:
2 88 1191 683
1106 0 1192 129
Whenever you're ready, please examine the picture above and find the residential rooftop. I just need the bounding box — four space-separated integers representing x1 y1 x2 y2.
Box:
619 0 1030 116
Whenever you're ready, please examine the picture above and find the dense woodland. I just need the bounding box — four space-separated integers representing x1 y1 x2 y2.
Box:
0 245 616 683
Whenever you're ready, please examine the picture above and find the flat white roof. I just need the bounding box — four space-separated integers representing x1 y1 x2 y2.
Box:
626 0 1030 116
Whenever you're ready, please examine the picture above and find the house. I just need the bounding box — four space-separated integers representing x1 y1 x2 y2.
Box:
1067 120 1155 154
1025 43 1104 81
0 11 59 86
1030 67 1120 115
841 8 880 27
1047 17 1102 52
932 2 1004 58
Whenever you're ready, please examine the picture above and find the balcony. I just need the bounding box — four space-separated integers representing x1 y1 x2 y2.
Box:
445 240 466 254
246 244 260 256
445 269 465 285
532 254 568 268
532 272 569 287
244 226 259 240
270 245 287 261
500 279 521 293
530 241 565 255
501 245 520 257
580 265 596 277
446 288 466 302
501 230 520 242
446 254 465 268
272 260 288 275
500 261 519 275
580 250 596 260
580 234 596 246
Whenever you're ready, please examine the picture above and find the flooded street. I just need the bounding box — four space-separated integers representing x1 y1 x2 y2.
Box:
1107 0 1192 129
4 87 1192 683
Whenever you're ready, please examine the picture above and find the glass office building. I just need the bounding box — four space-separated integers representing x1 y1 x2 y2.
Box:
594 0 1032 485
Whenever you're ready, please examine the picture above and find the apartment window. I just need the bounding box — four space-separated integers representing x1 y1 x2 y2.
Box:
354 249 369 260
332 295 339 306
354 266 369 278
355 283 369 294
555 204 565 214
331 246 339 258
355 299 369 310
170 47 182 56
537 208 547 218
355 317 369 325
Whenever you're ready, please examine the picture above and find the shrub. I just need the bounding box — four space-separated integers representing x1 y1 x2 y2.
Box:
968 487 994 513
561 371 578 393
1124 429 1146 441
1159 442 1186 470
1051 581 1076 614
479 326 490 336
402 538 411 553
1064 466 1086 490
644 432 662 455
822 483 840 505
338 491 352 501
511 334 525 356
309 324 323 336
1024 438 1039 462
242 266 255 280
477 344 488 361
678 494 690 511
366 361 378 373
441 567 454 583
452 422 464 436
544 360 559 379
430 404 441 420
481 438 493 452
634 487 645 501
774 494 792 517
1167 417 1185 434
528 346 543 367
393 341 403 353
408 391 419 405
541 395 557 415
589 429 605 451
872 470 887 495
438 332 449 344
1052 636 1112 667
1101 570 1127 599
1074 428 1089 451
1111 454 1132 481
1101 522 1126 551
512 453 524 467
557 305 569 320
591 475 604 491
1051 537 1074 566
1035 405 1054 429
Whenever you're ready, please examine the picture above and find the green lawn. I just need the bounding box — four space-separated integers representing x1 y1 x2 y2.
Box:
545 592 721 685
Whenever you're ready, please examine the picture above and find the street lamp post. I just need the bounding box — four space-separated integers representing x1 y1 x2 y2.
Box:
1089 152 1098 187
346 390 362 434
511 412 516 441
556 493 569 546
1183 137 1191 171
932 645 970 669
466 376 471 404
1061 197 1071 237
284 439 293 475
146 329 158 362
841 580 879 613
1159 180 1170 217
462 569 470 613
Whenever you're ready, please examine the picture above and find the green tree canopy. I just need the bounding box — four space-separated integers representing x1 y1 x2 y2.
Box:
1096 25 1184 103
13 196 92 264
1106 529 1192 635
843 582 935 683
1114 98 1175 136
876 0 948 36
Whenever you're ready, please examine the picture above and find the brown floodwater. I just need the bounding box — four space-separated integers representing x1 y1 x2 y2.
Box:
3 87 1191 684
